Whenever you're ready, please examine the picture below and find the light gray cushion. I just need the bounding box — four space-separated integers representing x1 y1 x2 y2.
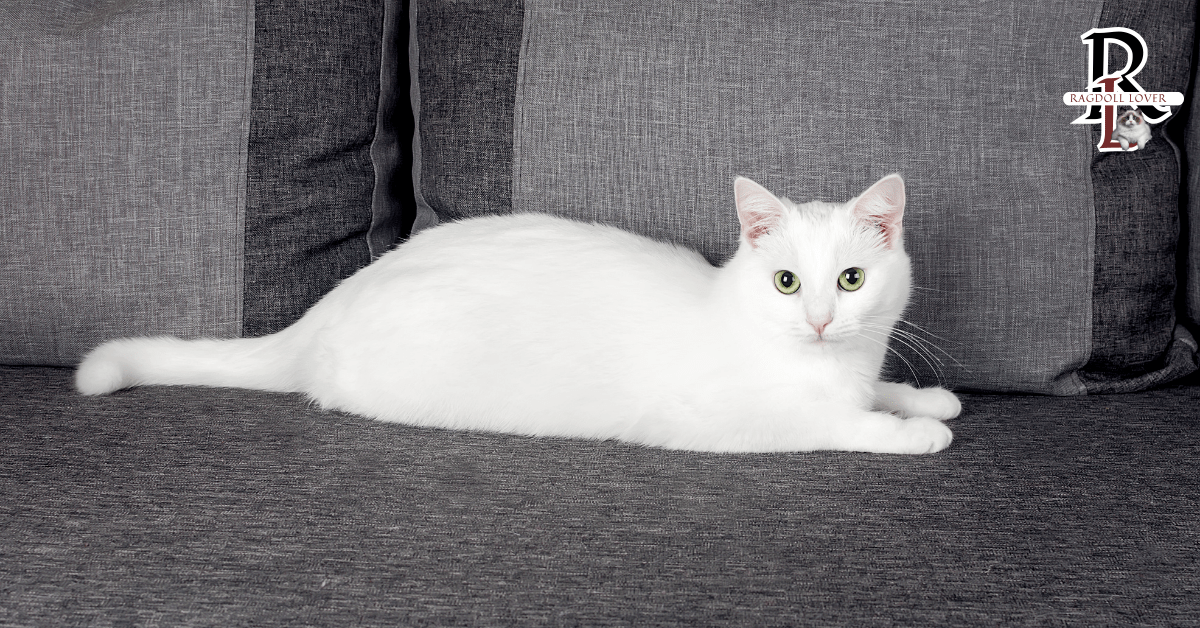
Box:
1 1 251 365
0 0 406 366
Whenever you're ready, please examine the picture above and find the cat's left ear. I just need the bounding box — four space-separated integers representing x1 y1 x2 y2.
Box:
734 176 787 248
851 174 905 249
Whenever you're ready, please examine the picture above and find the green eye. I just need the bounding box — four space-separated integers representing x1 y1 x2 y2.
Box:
838 267 866 291
774 270 800 294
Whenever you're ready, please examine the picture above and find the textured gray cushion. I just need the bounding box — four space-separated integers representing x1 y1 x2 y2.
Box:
1187 7 1200 341
0 0 405 365
3 366 1199 624
0 1 251 365
411 0 1198 394
1083 3 1198 393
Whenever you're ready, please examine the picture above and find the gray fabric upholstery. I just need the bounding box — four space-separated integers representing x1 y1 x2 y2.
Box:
1 0 405 364
2 367 1198 625
412 0 524 228
1083 2 1197 392
0 0 252 365
241 0 385 338
1186 5 1200 332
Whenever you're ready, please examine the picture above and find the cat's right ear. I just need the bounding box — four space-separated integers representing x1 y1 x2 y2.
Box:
851 173 905 250
734 177 786 248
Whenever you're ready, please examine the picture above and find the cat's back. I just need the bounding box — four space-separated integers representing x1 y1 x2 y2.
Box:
312 212 722 346
304 212 725 423
375 212 717 293
411 212 702 260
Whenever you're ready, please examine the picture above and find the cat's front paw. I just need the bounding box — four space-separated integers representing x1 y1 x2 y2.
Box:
896 416 954 454
874 383 962 420
912 387 961 421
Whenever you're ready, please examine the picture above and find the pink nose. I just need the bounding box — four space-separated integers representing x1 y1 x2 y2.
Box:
808 314 832 336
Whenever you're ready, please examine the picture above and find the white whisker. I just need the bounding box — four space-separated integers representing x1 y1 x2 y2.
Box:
860 325 943 381
888 329 946 365
896 318 957 345
854 312 974 384
856 329 924 387
893 321 971 372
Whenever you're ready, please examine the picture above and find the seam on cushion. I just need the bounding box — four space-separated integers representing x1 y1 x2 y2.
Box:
231 0 255 339
511 1 532 215
409 0 437 234
368 0 400 258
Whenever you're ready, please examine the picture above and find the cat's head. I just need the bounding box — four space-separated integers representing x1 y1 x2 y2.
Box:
1118 107 1145 126
728 175 912 352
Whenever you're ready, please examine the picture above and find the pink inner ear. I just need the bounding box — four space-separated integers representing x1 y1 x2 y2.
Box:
734 177 785 248
741 210 776 244
851 174 905 249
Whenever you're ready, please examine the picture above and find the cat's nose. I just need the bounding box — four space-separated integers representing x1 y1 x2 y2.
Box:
808 313 833 336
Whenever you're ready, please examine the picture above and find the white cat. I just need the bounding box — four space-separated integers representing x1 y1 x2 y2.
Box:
76 175 960 454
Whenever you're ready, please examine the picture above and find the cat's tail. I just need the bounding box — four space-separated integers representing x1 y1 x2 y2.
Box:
75 333 305 396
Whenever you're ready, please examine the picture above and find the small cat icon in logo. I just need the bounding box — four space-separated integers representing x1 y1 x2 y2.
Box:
1112 106 1152 151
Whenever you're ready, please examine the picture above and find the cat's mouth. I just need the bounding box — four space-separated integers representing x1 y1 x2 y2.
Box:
796 329 843 345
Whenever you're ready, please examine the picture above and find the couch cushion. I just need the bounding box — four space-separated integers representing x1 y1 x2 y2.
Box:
3 365 1199 624
1185 7 1200 353
411 0 1198 394
0 0 405 365
1083 3 1199 393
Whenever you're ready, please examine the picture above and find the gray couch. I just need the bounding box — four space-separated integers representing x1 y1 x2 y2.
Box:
4 1 1200 624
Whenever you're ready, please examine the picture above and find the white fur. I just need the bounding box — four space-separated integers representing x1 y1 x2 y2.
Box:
1114 109 1152 151
76 176 960 454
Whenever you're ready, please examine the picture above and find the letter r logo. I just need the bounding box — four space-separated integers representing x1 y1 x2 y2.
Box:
1073 27 1171 125
1062 27 1185 152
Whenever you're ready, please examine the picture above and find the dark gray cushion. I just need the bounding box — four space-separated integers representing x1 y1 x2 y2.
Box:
0 0 406 365
242 0 389 338
411 0 1198 394
1082 3 1199 393
1185 6 1200 348
3 365 1199 624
